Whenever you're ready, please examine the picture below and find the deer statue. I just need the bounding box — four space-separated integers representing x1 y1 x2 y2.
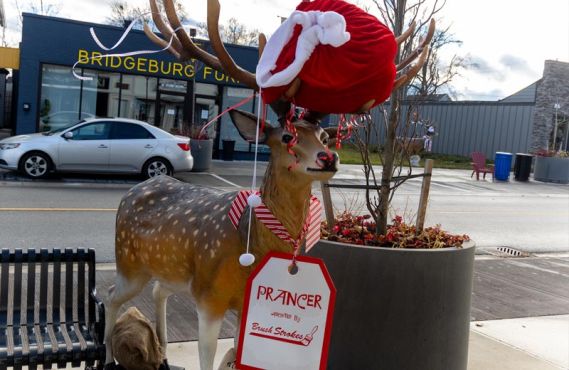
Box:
103 0 434 369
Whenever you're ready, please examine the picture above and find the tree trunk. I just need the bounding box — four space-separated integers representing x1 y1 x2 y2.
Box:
378 96 400 235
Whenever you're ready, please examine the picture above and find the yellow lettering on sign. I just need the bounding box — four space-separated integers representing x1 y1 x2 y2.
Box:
184 64 195 78
160 61 172 75
214 70 226 82
77 49 89 64
124 56 135 70
137 58 147 72
203 66 212 80
110 56 121 68
172 63 183 77
148 59 159 73
92 51 103 67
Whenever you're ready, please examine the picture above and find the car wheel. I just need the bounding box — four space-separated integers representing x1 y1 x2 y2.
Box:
20 152 52 179
142 158 173 178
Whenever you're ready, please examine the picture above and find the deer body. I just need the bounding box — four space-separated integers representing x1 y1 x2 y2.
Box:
105 1 434 368
105 111 339 369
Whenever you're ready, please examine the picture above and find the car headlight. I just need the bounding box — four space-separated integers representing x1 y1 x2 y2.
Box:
0 143 21 150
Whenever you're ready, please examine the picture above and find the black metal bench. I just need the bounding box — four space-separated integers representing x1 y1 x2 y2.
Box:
0 248 105 369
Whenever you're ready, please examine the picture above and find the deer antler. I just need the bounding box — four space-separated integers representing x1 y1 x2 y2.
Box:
144 0 258 90
392 18 436 91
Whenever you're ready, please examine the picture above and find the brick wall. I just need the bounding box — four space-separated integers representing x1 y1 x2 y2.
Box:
531 60 569 151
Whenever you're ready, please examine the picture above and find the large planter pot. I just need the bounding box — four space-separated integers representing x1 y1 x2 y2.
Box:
190 139 213 172
534 156 569 184
308 239 475 370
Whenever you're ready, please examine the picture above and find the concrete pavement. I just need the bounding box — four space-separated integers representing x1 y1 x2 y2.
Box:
1 160 568 369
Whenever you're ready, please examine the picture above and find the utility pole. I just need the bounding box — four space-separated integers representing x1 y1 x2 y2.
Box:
553 102 560 151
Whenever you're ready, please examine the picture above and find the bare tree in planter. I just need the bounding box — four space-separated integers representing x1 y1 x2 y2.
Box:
354 0 455 235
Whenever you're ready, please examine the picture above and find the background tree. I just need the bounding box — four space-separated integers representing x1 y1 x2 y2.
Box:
408 25 468 97
195 17 259 46
106 0 188 30
14 0 60 28
353 0 444 235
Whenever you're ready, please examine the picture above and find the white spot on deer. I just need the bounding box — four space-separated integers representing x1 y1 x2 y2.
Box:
189 217 196 222
221 215 227 221
173 220 179 225
167 205 173 211
203 231 208 237
193 230 199 236
149 200 155 205
121 231 125 238
144 191 151 195
204 243 209 250
134 216 138 221
210 250 216 258
161 196 168 201
167 214 174 220
182 227 186 234
215 225 220 230
130 254 135 262
184 210 191 215
213 204 219 210
216 240 221 247
158 225 163 232
184 240 190 249
156 253 161 259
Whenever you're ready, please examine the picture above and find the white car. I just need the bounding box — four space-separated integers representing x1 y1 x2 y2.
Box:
0 118 194 178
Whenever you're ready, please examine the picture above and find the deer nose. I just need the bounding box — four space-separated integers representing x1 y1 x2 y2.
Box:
317 151 338 169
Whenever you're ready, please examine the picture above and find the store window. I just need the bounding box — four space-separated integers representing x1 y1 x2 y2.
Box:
158 78 187 133
118 75 158 125
39 65 82 132
81 69 121 119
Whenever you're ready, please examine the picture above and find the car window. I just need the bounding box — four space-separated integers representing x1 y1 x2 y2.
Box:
111 122 155 140
70 122 111 140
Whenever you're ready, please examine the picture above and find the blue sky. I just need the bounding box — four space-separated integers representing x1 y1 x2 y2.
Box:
4 0 569 101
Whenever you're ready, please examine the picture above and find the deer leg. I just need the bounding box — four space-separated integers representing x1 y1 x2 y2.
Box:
153 281 173 351
104 273 150 364
197 305 224 370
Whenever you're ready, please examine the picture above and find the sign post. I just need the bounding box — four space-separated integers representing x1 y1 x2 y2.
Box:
236 252 336 370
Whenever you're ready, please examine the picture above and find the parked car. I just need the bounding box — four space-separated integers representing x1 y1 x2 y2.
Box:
0 118 194 178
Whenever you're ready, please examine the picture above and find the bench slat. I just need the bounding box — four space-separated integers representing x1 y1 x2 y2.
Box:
0 250 9 328
26 250 36 326
39 249 49 326
52 249 62 326
13 250 23 327
88 250 96 328
77 249 86 325
64 249 74 324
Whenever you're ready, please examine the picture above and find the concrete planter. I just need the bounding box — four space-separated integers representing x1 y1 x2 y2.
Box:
190 139 213 172
534 156 569 184
308 239 475 370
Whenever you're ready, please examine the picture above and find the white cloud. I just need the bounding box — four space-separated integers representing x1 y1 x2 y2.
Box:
3 0 568 101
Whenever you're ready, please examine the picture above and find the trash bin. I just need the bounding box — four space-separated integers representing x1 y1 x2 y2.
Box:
222 140 236 161
514 153 533 182
494 152 513 181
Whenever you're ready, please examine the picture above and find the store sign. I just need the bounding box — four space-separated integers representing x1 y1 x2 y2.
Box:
76 49 241 84
236 252 336 370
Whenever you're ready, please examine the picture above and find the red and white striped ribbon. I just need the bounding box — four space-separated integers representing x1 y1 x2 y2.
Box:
229 190 322 252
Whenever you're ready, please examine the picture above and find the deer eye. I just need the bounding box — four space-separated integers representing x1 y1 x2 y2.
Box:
282 133 294 144
322 137 329 145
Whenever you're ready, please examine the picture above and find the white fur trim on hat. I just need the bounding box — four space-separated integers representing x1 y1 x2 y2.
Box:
256 10 350 88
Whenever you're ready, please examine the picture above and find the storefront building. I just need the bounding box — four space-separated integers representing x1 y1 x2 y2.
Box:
15 13 265 158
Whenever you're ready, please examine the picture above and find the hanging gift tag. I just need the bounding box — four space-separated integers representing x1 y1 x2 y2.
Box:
236 251 336 370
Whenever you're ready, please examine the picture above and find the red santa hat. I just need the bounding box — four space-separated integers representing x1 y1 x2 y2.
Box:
256 0 397 114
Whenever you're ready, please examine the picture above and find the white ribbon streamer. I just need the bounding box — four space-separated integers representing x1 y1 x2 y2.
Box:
72 14 182 81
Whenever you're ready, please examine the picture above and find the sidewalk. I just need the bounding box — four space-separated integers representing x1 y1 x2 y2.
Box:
96 255 569 370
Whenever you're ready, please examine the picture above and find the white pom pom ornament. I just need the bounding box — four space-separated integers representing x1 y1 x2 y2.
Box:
239 253 255 266
247 193 262 208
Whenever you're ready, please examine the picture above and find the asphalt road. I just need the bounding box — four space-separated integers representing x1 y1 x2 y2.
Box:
0 163 568 262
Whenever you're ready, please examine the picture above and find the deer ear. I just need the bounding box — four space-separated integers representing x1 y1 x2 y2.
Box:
229 110 271 143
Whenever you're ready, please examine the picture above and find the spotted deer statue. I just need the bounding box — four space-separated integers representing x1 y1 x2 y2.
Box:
104 0 434 369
